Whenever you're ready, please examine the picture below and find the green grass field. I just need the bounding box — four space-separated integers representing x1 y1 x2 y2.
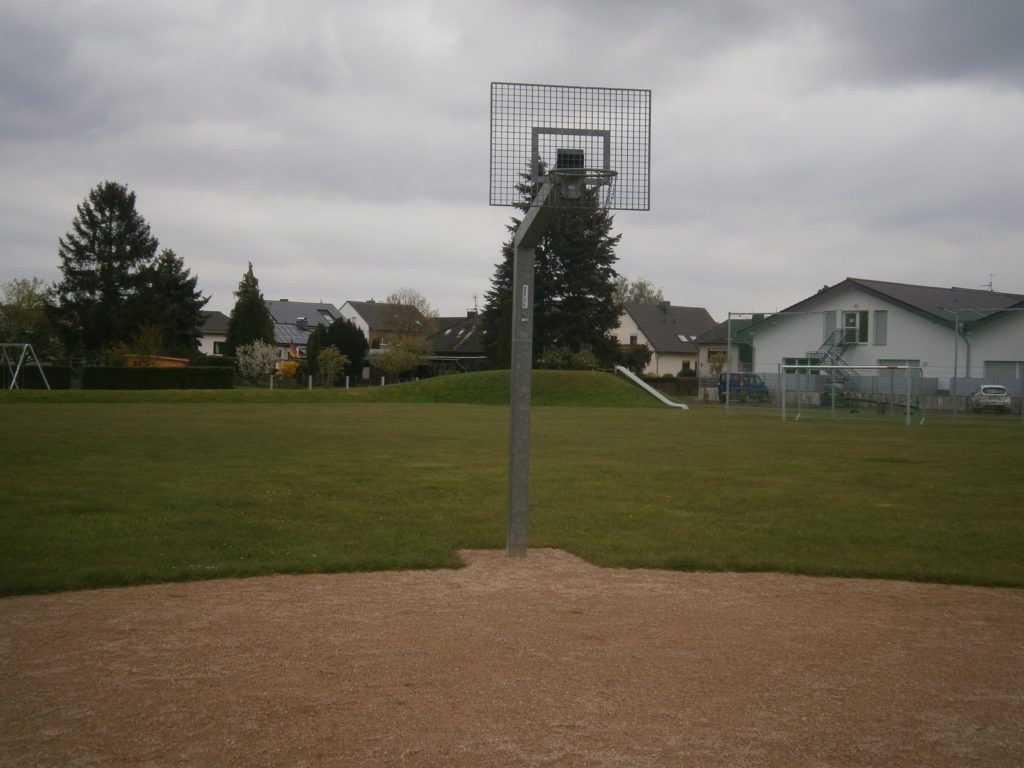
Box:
2 371 1022 594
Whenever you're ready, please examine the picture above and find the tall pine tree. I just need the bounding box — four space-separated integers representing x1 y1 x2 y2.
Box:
134 249 210 358
224 263 274 355
481 172 622 367
53 181 159 359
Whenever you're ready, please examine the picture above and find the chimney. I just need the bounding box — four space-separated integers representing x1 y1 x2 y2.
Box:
659 300 671 313
296 317 308 330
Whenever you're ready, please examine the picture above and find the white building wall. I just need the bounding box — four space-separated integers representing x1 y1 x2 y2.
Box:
610 312 647 347
198 333 225 356
339 303 370 340
750 286 961 387
611 311 658 375
967 312 1024 380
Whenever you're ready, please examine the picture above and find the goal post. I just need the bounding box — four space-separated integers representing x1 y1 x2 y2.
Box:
777 363 923 426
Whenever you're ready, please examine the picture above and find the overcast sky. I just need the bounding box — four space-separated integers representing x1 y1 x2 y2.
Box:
2 0 1022 321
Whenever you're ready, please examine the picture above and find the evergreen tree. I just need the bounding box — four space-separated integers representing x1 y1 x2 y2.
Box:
52 181 159 359
306 317 369 379
482 171 622 367
134 249 209 358
224 263 274 355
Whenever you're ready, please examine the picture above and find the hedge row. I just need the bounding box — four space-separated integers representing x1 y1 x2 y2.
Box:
2 366 73 390
82 366 235 390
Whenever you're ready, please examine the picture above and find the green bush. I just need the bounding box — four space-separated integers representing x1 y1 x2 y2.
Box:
82 366 234 390
536 344 601 371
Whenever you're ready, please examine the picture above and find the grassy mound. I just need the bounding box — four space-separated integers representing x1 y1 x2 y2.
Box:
1 370 672 408
351 370 666 407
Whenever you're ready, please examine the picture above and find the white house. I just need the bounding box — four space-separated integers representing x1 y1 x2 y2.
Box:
340 300 428 351
744 278 1024 393
198 310 229 356
611 302 717 376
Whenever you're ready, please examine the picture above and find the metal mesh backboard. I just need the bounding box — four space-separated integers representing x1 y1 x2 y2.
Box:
490 82 651 211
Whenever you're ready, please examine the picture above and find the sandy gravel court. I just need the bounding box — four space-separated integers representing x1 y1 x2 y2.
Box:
1 549 1022 767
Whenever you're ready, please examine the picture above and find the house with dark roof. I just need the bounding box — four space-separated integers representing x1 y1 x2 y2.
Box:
198 310 229 356
693 317 759 376
265 299 342 359
747 277 1024 392
339 300 430 352
428 312 486 372
611 301 717 376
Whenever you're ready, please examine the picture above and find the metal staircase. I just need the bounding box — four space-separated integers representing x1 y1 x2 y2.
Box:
808 328 857 381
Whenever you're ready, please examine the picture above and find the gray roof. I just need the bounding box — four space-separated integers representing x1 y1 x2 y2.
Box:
625 302 717 353
345 300 428 332
781 278 1024 326
199 310 229 334
431 315 485 356
694 318 756 345
265 300 341 347
265 300 340 327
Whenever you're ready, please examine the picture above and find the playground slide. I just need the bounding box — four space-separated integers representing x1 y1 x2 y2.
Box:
614 366 689 410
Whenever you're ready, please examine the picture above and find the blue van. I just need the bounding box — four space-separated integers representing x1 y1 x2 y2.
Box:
718 372 770 403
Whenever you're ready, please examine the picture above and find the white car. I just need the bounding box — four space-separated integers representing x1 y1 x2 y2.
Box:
970 384 1012 413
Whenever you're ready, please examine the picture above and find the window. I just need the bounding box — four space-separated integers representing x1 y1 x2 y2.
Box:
873 310 887 346
843 311 869 344
985 361 1022 380
213 341 225 355
629 334 638 345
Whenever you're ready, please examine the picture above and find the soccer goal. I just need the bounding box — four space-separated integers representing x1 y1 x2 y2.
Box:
775 363 925 426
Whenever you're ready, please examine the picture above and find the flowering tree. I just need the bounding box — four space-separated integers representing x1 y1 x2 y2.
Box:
236 340 278 382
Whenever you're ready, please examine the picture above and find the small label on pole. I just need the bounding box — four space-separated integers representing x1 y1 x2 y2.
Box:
522 285 529 309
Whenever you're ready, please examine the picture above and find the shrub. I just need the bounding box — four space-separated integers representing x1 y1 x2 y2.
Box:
192 354 236 368
537 344 601 371
317 346 349 387
618 344 652 374
276 360 300 380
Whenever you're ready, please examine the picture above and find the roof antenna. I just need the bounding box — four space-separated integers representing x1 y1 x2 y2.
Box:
981 274 996 292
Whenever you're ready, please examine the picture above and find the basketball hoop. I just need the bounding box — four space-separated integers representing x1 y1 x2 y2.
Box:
546 167 618 208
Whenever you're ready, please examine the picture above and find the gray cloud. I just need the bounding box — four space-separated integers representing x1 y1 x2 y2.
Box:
1 0 1021 321
819 0 1024 86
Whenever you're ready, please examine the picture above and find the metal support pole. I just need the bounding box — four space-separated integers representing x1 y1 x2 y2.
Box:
906 359 912 427
507 241 535 557
506 182 553 558
952 311 959 421
725 313 732 412
779 362 786 422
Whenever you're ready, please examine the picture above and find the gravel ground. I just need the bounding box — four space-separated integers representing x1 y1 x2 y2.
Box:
2 549 1022 767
